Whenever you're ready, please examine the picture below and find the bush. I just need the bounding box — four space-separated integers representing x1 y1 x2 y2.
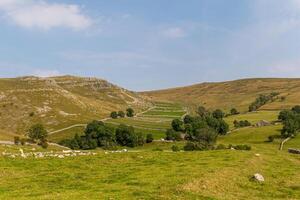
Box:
118 111 125 118
115 124 143 147
146 134 154 143
184 142 196 151
29 112 35 117
14 136 20 145
234 144 251 151
165 129 182 141
171 145 180 152
27 124 48 143
126 108 135 117
171 119 184 131
234 120 251 128
20 138 26 145
40 141 48 149
230 108 239 115
110 111 118 119
212 109 225 119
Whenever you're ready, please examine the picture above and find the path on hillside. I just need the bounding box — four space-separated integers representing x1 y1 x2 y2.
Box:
48 105 157 135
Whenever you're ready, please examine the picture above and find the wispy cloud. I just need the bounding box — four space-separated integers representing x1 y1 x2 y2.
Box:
0 0 92 30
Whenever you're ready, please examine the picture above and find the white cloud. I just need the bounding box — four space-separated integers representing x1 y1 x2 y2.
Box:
0 0 92 30
33 69 61 77
162 27 186 39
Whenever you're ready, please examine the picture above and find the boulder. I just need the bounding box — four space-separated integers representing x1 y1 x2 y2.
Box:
251 173 264 182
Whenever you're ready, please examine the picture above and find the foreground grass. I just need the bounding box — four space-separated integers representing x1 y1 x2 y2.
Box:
1 124 300 199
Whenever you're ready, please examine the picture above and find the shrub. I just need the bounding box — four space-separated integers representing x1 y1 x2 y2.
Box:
165 129 182 141
172 145 180 152
126 108 135 117
171 119 184 131
146 134 154 143
234 144 251 151
110 111 118 119
20 138 26 145
230 108 239 115
184 142 196 151
27 124 48 143
14 136 20 145
29 112 35 117
40 140 48 149
115 124 143 147
212 109 225 119
118 111 125 118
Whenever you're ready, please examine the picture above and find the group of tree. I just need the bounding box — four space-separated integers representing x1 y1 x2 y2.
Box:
230 108 240 115
110 108 134 119
60 120 153 150
233 120 251 128
278 105 300 138
249 92 279 112
166 106 229 151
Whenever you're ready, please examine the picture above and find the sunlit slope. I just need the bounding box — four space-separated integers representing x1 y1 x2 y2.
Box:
0 76 148 135
142 78 300 112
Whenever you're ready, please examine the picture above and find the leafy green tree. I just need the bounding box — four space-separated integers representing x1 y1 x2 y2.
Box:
197 106 209 118
118 111 125 118
230 108 239 115
278 110 293 121
183 115 193 124
217 119 229 135
212 109 225 119
292 105 300 114
126 108 135 117
27 124 48 142
115 124 142 147
165 129 182 141
171 119 184 131
110 111 118 119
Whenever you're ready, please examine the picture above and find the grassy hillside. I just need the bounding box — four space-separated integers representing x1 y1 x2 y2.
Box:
0 76 148 135
142 78 300 112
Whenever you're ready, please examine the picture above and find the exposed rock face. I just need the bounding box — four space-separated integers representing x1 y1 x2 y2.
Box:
251 173 265 182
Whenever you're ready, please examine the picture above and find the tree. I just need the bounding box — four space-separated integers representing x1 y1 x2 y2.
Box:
27 124 48 142
197 106 209 118
278 110 293 121
292 105 300 114
165 129 182 141
126 108 135 117
118 111 125 118
217 119 229 135
171 119 184 131
115 124 142 147
230 108 239 115
212 109 225 119
146 134 154 143
183 115 193 124
110 111 118 119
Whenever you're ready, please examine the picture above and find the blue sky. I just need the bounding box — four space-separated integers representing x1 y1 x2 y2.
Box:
0 0 300 91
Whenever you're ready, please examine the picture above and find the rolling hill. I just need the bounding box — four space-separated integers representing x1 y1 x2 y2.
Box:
142 78 300 113
0 76 149 135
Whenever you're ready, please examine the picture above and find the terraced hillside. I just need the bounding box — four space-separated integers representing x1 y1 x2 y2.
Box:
49 102 187 143
142 78 300 112
0 76 148 135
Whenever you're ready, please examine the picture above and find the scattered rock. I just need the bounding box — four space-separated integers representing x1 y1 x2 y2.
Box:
255 154 260 157
251 173 264 182
288 148 300 154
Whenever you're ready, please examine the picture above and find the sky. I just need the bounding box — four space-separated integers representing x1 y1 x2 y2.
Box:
1 0 300 91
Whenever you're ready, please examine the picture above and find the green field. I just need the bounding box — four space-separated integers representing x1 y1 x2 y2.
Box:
1 123 300 199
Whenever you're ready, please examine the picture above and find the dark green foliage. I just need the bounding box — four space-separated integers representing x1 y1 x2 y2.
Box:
212 109 225 119
230 108 239 115
146 134 154 143
171 119 184 131
27 124 48 142
292 105 300 114
118 111 125 118
14 136 20 145
279 106 300 138
115 124 144 147
197 106 210 118
126 108 134 117
218 119 229 135
110 111 118 119
165 129 182 141
183 115 193 124
233 144 251 151
234 120 252 128
249 93 279 112
171 145 180 152
268 135 274 142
